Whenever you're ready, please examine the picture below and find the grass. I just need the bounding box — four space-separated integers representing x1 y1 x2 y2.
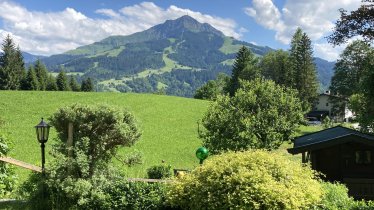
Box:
0 91 209 182
219 37 242 54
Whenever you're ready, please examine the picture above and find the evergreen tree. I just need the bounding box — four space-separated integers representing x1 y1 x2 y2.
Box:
81 77 94 92
289 28 318 109
227 46 260 96
0 35 25 90
56 70 70 91
22 66 39 90
69 75 80 92
34 60 48 90
46 74 58 91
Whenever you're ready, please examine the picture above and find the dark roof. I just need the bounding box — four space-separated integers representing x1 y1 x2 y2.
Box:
288 126 374 154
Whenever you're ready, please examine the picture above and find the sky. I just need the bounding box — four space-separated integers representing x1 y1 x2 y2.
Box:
0 0 362 61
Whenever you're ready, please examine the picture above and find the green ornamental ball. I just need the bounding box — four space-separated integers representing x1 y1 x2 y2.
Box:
196 147 209 160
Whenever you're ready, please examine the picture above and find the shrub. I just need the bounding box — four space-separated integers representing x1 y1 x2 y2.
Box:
0 134 17 197
316 182 354 209
167 150 323 210
147 165 172 179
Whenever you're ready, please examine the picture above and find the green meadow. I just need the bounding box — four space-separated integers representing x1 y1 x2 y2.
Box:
0 91 209 181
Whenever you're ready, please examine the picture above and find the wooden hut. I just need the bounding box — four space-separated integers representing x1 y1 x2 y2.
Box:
288 126 374 199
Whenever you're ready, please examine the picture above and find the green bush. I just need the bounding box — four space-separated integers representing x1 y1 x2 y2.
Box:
0 134 17 197
316 182 354 210
147 165 172 179
167 150 323 210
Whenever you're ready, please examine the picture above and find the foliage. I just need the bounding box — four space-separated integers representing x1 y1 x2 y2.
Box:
200 79 305 154
120 150 144 167
147 164 172 179
69 75 80 92
260 49 292 86
81 77 94 92
0 34 25 90
49 103 141 178
289 28 319 109
327 1 374 45
316 182 354 210
167 150 323 210
46 74 58 91
194 73 229 100
34 60 49 90
0 134 17 197
56 70 70 91
227 46 260 96
21 66 39 90
322 116 334 129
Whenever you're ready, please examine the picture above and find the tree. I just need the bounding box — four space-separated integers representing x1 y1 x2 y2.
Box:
21 66 39 90
260 49 292 86
199 78 305 154
330 40 372 97
227 46 260 96
289 28 319 109
81 77 94 92
49 104 141 178
194 73 229 100
56 70 70 91
69 75 80 92
46 74 58 91
0 35 25 90
34 60 48 90
327 1 374 45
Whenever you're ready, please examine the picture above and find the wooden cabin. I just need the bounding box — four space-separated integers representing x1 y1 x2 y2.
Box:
288 126 374 200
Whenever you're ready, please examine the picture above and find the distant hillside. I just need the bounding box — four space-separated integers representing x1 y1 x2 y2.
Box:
22 52 46 63
36 15 334 96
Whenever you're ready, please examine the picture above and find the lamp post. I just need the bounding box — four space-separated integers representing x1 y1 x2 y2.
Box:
196 147 209 165
35 118 51 174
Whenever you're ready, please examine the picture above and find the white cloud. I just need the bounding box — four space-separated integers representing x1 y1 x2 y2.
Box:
0 1 242 56
245 0 361 60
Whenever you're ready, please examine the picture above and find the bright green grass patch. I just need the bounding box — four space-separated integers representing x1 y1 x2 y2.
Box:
0 91 209 182
219 37 242 54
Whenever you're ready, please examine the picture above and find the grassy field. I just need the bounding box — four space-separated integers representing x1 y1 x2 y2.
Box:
0 91 209 182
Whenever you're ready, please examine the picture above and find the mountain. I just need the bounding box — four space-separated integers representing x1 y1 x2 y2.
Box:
38 15 334 97
22 52 46 63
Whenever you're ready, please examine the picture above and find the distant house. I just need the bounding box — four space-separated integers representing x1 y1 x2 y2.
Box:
288 126 374 199
308 91 353 122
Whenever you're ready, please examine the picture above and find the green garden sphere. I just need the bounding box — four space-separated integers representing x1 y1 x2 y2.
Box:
196 147 209 164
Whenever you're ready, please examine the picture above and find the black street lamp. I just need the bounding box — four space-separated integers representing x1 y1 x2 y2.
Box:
35 118 51 174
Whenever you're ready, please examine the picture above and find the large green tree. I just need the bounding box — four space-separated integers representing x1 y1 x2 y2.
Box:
289 28 319 109
227 46 260 96
56 70 70 91
199 78 305 154
260 49 292 86
46 74 58 91
34 60 49 90
0 35 25 90
327 0 374 45
21 66 39 90
69 75 80 92
81 77 94 92
194 73 229 100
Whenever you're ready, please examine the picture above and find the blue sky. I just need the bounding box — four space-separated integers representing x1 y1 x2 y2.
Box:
0 0 361 61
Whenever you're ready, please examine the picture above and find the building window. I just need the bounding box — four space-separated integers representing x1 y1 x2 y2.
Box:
326 103 329 107
355 151 372 164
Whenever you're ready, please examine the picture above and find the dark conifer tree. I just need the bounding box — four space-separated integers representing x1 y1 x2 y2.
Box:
0 35 25 90
56 70 70 91
22 66 39 90
69 75 80 92
34 60 48 90
227 46 259 96
46 74 58 91
81 77 94 92
289 28 318 109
